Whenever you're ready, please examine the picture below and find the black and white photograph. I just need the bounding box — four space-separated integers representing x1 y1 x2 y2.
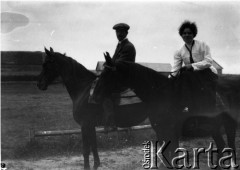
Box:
1 0 240 169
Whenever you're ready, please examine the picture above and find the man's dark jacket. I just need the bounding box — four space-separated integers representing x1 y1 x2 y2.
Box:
112 39 136 63
111 38 136 93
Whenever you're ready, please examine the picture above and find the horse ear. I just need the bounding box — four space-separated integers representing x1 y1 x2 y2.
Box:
44 47 54 61
50 47 54 53
104 52 113 66
45 47 51 56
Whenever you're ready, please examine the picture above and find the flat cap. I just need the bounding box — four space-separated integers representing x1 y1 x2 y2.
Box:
113 23 130 31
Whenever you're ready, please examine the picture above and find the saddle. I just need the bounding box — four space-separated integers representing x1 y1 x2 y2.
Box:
88 79 142 105
111 88 142 105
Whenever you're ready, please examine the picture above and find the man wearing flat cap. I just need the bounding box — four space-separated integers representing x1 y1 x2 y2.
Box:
102 23 136 132
111 23 136 63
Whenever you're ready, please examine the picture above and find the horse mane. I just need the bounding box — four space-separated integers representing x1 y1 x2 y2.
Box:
218 74 240 90
55 52 96 81
218 74 240 102
115 61 171 100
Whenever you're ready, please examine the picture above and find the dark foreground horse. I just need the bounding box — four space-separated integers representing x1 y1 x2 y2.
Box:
93 54 239 168
37 47 176 169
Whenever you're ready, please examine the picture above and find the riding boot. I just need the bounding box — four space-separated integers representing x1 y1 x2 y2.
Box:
181 82 192 113
180 71 193 113
102 98 117 133
181 92 191 113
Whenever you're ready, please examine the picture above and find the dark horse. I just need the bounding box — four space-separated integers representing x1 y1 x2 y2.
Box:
37 47 177 169
93 53 239 169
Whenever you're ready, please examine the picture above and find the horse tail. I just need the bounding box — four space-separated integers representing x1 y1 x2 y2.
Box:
218 111 237 150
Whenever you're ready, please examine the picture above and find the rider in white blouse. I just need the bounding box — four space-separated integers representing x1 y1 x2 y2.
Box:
170 20 218 113
171 40 217 77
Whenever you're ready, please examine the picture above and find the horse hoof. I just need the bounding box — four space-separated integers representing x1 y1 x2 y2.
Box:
93 162 100 170
84 166 90 170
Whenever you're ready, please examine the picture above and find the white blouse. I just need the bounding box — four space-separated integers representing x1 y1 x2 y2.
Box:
171 40 217 76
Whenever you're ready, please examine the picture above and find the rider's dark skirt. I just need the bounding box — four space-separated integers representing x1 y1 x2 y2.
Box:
179 68 218 112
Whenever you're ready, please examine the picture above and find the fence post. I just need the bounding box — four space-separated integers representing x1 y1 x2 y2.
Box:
29 129 35 142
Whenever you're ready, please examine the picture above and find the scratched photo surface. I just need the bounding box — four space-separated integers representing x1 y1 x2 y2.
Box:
1 1 240 170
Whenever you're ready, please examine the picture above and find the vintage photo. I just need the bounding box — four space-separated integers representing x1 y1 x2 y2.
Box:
1 1 240 169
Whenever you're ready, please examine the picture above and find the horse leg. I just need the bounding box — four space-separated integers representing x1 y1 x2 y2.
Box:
81 126 91 170
221 112 237 168
211 129 225 170
148 104 178 168
221 112 237 150
90 126 100 170
82 123 100 170
151 122 177 169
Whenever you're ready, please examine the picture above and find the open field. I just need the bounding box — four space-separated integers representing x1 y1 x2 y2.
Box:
1 82 240 169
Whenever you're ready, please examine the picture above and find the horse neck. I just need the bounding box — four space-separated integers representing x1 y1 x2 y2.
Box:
56 56 96 101
124 64 170 101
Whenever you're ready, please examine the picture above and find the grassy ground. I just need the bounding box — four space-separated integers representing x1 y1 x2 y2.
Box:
1 82 76 159
1 82 156 160
1 82 240 169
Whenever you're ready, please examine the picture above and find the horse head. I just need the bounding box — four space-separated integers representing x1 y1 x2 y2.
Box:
37 47 61 90
93 52 127 102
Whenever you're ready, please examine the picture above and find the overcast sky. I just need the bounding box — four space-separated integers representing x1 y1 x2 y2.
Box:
1 0 240 74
